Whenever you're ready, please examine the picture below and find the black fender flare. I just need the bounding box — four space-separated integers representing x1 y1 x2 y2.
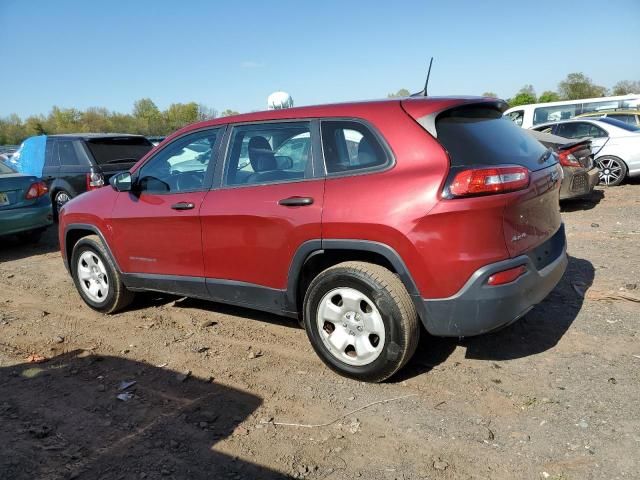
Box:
285 239 425 320
63 223 121 273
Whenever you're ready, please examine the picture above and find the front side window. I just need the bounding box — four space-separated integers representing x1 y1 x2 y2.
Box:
137 128 220 194
224 122 312 186
505 110 524 126
321 120 389 174
556 122 607 139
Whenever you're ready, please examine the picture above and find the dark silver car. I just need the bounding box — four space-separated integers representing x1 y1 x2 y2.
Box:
528 129 599 200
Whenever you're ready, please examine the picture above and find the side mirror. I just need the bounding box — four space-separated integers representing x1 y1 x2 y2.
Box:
110 172 133 192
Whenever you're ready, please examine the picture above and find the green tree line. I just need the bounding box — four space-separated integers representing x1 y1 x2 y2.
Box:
0 98 239 145
390 73 639 107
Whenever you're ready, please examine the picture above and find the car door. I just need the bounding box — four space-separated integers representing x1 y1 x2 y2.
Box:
199 121 324 313
109 127 224 296
41 138 60 190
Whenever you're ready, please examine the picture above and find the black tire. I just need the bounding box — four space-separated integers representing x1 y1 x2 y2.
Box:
53 190 72 222
303 261 420 383
597 156 627 187
70 235 134 314
17 228 45 244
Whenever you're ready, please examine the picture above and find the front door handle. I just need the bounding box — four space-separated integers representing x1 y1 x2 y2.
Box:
171 202 195 210
278 196 314 207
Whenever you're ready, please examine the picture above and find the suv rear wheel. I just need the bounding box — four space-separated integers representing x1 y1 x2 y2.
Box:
71 235 134 313
303 261 420 382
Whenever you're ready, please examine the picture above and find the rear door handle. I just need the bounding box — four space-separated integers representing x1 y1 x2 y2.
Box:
278 196 314 207
171 202 195 210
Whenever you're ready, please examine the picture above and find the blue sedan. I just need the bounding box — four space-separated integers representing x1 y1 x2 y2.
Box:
0 161 53 242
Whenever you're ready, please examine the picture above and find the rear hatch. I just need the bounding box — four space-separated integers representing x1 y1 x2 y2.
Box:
0 169 41 211
407 101 563 258
83 137 153 181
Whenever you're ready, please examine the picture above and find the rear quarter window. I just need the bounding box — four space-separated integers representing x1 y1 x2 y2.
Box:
436 106 553 171
320 120 390 175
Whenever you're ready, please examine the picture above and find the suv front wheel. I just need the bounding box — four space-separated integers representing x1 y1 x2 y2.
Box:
71 235 134 313
303 261 420 382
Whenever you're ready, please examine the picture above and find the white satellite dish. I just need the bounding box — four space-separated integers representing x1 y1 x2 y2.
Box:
268 91 294 110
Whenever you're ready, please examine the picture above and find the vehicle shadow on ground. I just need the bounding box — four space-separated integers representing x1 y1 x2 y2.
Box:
395 255 594 380
126 294 302 331
463 254 594 361
560 188 604 212
0 227 59 262
0 350 289 480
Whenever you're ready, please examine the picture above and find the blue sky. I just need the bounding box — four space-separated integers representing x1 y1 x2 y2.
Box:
1 0 639 117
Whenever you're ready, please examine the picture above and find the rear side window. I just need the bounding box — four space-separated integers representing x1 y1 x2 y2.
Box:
321 121 389 174
436 106 552 171
85 137 153 166
224 122 312 186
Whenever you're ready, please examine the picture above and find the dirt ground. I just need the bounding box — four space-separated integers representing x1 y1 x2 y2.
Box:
1 182 638 480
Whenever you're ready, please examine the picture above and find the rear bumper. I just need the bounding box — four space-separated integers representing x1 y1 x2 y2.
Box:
421 225 567 337
560 166 599 200
0 202 53 237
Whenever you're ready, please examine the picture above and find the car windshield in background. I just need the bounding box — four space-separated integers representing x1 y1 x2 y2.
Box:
597 117 640 132
85 137 153 165
0 161 15 174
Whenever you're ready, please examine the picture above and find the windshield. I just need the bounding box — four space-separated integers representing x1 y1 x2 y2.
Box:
85 137 153 165
597 117 640 132
437 105 554 171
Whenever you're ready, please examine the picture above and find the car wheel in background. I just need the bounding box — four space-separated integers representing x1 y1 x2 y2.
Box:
303 261 420 383
597 156 627 186
70 235 134 314
53 190 71 221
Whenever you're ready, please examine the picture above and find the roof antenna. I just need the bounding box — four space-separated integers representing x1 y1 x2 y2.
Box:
411 57 434 97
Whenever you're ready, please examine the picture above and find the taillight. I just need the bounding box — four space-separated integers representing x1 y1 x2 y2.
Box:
445 165 530 198
557 147 582 167
86 172 105 191
487 265 527 286
25 181 48 200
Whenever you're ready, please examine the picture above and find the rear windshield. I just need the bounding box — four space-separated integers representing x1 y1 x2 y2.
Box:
0 161 15 174
85 137 153 165
436 106 556 171
597 117 640 132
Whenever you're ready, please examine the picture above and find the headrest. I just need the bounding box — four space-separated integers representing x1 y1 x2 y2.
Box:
248 136 277 172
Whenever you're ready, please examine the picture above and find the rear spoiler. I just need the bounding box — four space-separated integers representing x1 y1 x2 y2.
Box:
556 139 592 151
400 97 509 138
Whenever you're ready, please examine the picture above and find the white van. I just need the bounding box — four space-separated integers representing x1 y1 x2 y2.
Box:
504 95 640 128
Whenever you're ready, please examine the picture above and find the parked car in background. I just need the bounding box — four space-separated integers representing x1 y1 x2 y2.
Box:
527 129 599 200
59 96 567 382
0 160 52 242
11 134 154 217
576 109 640 126
146 136 166 146
504 94 640 129
531 117 640 186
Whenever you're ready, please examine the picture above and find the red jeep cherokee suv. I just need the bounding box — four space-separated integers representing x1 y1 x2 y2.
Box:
59 97 567 382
